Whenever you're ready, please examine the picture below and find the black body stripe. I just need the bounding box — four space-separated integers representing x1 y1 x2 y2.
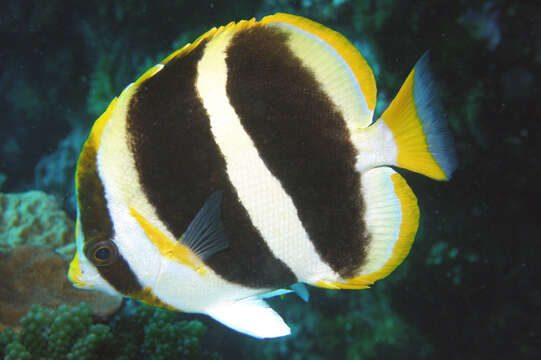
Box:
126 39 296 289
226 26 368 278
76 138 143 294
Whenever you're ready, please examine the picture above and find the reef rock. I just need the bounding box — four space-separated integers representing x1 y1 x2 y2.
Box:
0 245 122 331
0 190 75 257
0 191 121 330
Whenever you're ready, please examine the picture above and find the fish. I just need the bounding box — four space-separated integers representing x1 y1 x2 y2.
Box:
68 13 457 338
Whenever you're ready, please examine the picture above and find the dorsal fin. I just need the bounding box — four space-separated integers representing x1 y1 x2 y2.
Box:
260 13 377 129
181 191 229 260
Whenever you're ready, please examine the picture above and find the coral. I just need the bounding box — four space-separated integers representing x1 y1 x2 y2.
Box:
0 190 121 330
0 302 219 360
0 303 112 360
109 300 219 360
0 245 122 331
0 191 75 256
140 310 207 359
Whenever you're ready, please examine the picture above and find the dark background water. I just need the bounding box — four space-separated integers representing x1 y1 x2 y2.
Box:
1 0 539 359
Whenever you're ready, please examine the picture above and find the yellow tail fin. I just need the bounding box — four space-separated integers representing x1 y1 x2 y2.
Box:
380 53 457 180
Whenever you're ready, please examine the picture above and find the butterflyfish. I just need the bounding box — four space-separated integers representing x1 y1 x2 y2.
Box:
68 13 457 338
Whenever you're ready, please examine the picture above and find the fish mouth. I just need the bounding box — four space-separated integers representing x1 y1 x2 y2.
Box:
68 252 95 289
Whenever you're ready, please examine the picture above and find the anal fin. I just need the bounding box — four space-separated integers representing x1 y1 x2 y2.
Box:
291 282 309 302
248 283 309 302
206 299 290 338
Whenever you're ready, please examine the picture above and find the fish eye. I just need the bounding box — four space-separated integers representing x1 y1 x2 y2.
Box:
86 240 118 266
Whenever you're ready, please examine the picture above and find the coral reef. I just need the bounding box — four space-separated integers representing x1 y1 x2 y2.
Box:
109 300 220 360
0 245 122 331
0 190 121 331
0 302 219 360
0 191 75 256
1 0 540 359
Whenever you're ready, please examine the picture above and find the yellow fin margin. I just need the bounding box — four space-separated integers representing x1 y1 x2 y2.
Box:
316 172 419 290
75 97 118 192
129 287 178 311
260 13 377 112
68 252 95 289
129 206 208 275
160 18 258 65
117 18 260 93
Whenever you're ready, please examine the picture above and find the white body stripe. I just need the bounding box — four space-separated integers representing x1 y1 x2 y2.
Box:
96 83 166 292
352 118 398 173
96 78 261 312
196 29 338 283
270 22 374 129
358 167 402 275
98 82 173 243
73 214 119 296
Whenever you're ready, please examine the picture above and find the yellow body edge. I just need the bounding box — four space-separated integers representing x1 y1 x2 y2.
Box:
70 97 119 288
260 13 377 111
107 13 378 132
70 24 226 295
113 18 261 104
316 172 419 289
129 206 208 275
129 287 178 311
160 18 259 65
74 97 118 192
68 252 93 288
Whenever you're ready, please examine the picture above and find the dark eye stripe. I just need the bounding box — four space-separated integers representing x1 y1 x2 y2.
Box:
85 240 119 267
76 109 144 294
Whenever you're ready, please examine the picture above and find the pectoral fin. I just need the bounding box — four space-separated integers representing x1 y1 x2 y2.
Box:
291 282 309 302
181 191 229 260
